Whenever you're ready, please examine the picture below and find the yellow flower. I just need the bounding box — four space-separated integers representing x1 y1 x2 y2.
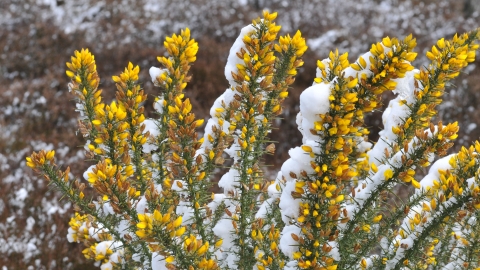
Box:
411 179 421 189
137 214 153 230
373 215 383 223
347 78 358 88
302 145 313 153
371 163 378 173
25 157 35 168
384 168 394 180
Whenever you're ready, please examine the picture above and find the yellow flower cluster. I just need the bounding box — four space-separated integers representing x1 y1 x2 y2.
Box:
232 12 280 85
400 32 480 142
67 213 90 243
155 28 198 91
88 101 129 156
243 11 306 118
151 27 199 173
25 149 55 169
135 210 218 269
381 32 480 190
67 200 123 266
287 51 368 270
151 28 216 254
365 36 416 90
112 61 146 118
181 234 218 269
386 31 478 156
82 241 116 264
166 94 206 179
390 140 480 269
112 61 140 82
167 96 204 138
66 48 98 88
252 223 284 270
426 34 478 76
68 55 154 243
391 122 459 190
293 248 338 270
274 30 307 77
435 145 477 199
26 150 128 267
65 49 104 151
312 36 417 182
68 213 112 250
86 159 138 212
276 30 308 55
112 61 151 191
347 33 475 209
316 37 416 148
316 35 416 97
288 33 426 269
135 210 185 239
82 243 114 263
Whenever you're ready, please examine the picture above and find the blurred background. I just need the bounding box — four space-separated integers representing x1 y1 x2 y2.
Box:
1 0 479 268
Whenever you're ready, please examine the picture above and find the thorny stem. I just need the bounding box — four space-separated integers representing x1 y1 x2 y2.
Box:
391 196 469 270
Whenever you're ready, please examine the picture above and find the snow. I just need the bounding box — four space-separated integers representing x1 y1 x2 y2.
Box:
153 98 164 114
135 196 148 214
418 154 454 191
218 168 240 194
367 69 419 167
467 123 477 133
255 198 276 219
279 181 301 224
213 218 236 251
83 164 96 182
328 241 340 260
224 24 256 86
96 241 113 257
269 79 336 257
307 30 342 52
15 188 28 201
151 252 167 270
279 225 301 259
385 195 462 269
25 217 35 232
280 154 305 182
342 52 374 79
267 172 283 198
295 81 333 143
284 260 298 270
100 262 113 270
149 67 167 84
347 164 394 213
142 119 160 153
175 202 194 225
383 152 467 269
208 194 226 213
299 82 331 125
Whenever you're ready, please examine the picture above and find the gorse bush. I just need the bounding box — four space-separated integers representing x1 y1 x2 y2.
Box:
26 11 480 270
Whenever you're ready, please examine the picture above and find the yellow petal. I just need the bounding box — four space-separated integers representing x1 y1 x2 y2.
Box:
347 78 358 88
384 168 393 180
